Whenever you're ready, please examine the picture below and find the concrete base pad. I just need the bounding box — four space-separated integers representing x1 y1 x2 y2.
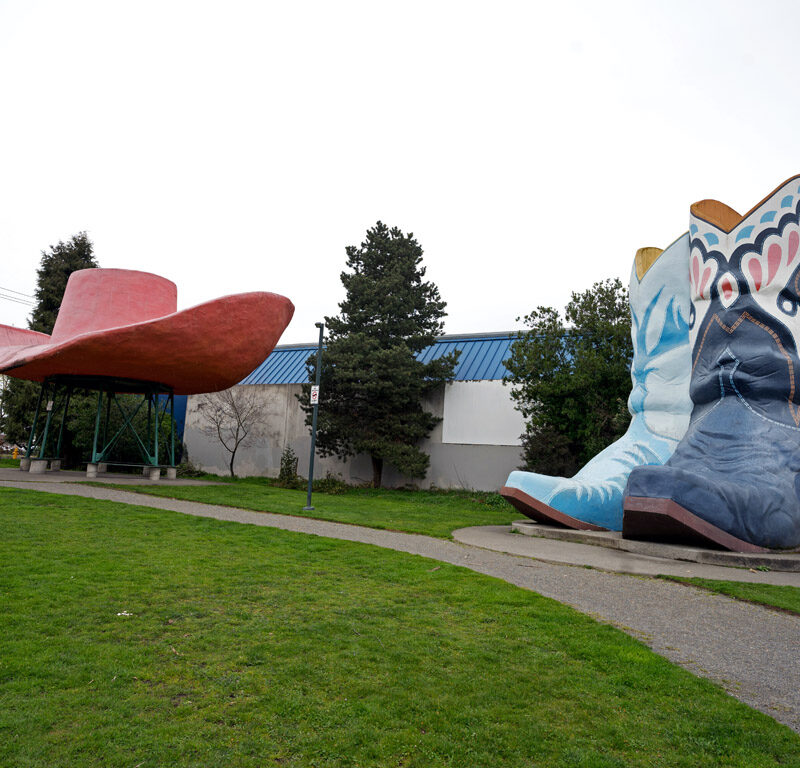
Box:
511 520 800 572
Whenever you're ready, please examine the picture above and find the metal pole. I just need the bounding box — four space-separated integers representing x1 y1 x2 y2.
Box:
38 381 55 459
153 390 159 467
55 385 72 460
169 391 175 466
303 322 324 511
103 390 112 455
91 389 104 463
147 394 152 455
26 382 46 459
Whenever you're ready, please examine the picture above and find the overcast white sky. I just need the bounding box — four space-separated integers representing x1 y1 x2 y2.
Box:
1 0 799 343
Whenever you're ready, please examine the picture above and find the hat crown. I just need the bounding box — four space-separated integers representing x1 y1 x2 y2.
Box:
51 269 177 342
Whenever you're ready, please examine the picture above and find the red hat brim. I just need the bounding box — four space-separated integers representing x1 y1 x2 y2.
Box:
0 292 294 395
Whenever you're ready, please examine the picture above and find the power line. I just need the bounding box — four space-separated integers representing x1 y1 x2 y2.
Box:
0 285 34 299
0 292 34 307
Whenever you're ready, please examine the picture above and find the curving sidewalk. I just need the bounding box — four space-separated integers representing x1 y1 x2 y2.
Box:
2 476 800 734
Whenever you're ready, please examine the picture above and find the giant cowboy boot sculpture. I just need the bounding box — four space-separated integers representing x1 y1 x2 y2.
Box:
501 234 692 530
624 175 800 551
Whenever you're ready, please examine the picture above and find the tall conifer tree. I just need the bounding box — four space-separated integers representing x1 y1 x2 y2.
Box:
29 232 97 333
0 233 97 449
300 222 457 487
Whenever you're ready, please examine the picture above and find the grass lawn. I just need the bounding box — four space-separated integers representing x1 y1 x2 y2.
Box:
659 576 800 615
0 455 20 468
89 477 515 538
2 487 799 767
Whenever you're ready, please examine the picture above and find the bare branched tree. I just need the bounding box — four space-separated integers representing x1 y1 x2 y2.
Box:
196 386 264 478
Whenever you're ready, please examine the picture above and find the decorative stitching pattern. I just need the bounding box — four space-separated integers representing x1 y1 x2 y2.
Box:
692 311 800 425
726 352 800 433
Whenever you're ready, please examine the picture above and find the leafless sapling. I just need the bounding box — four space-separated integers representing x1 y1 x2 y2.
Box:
197 386 264 478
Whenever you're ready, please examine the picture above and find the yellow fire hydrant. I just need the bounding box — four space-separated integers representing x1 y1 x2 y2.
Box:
12 447 18 460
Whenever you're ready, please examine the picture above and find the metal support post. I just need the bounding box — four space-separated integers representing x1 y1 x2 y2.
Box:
37 381 55 459
91 389 104 463
25 383 45 458
169 392 175 466
103 390 112 453
153 391 159 467
304 322 324 511
55 385 73 460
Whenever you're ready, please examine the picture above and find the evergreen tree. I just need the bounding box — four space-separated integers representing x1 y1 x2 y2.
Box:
0 233 98 451
299 222 457 487
0 376 36 449
504 278 632 475
29 232 97 333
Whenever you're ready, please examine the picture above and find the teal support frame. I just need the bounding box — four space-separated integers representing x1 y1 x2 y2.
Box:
25 378 71 462
37 385 56 459
55 385 72 459
153 390 159 467
169 392 175 466
89 379 176 468
24 383 45 459
91 389 103 463
25 375 177 470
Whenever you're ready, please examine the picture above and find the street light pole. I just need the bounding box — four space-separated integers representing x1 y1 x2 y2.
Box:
303 322 324 510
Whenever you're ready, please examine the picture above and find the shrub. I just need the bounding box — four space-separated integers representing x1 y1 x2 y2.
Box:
276 446 304 489
176 455 206 478
312 471 349 495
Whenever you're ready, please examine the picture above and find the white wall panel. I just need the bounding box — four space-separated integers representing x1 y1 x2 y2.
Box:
441 380 524 446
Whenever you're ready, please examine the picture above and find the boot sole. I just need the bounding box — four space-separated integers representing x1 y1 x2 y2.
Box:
500 486 607 531
623 496 769 553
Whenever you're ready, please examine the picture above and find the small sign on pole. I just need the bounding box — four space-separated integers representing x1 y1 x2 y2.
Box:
310 385 320 405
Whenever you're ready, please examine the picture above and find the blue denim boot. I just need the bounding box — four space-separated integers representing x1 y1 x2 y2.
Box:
624 175 800 551
502 234 692 530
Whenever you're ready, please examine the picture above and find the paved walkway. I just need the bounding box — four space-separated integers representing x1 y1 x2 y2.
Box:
454 526 800 585
3 476 800 733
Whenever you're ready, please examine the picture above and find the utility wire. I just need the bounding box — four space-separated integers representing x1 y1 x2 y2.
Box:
0 285 34 299
0 292 35 307
0 290 34 303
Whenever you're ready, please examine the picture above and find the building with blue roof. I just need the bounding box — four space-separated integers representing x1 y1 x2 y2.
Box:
240 332 519 385
184 332 525 490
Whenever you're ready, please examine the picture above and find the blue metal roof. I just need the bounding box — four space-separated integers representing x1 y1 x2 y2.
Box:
239 332 518 385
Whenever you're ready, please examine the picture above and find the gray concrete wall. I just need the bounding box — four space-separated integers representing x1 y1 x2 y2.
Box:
184 384 305 478
184 383 522 491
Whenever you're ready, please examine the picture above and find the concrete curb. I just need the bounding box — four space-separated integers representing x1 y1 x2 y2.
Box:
511 520 800 573
453 525 800 586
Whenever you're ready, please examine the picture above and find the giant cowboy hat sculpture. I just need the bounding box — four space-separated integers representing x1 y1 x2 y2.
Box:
0 268 294 395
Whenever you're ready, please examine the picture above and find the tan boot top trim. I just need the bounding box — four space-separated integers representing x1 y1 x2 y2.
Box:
635 247 664 281
690 200 742 233
690 173 800 234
